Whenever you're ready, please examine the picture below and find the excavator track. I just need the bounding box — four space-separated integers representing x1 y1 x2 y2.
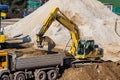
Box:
71 59 103 68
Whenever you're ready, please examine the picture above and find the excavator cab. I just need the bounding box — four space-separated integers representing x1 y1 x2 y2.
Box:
77 40 95 56
0 52 8 70
77 40 103 59
85 40 95 54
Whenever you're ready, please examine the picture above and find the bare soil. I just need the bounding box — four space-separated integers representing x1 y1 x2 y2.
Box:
60 61 120 80
1 40 120 80
4 40 62 58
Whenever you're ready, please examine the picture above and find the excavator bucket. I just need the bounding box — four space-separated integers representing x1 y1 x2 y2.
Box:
37 36 56 51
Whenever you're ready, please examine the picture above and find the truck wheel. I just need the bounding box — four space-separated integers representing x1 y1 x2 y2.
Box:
15 73 25 80
47 70 57 80
36 71 46 80
1 75 10 80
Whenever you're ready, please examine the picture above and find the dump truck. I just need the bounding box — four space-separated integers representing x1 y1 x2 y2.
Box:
0 51 63 80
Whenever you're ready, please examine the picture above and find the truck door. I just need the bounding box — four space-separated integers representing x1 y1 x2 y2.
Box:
0 54 8 69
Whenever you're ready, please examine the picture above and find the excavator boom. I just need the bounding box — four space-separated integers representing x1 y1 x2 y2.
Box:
37 8 80 57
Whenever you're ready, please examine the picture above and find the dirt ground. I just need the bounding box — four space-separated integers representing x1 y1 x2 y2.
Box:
59 61 120 80
2 41 120 80
100 43 120 61
4 39 63 58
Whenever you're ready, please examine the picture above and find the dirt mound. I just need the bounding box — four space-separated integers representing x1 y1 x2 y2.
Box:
60 61 120 80
4 41 61 58
101 43 120 61
4 0 119 45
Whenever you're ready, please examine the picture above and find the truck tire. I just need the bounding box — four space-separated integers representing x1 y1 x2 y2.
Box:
15 73 25 80
47 70 57 80
1 75 10 80
36 71 46 80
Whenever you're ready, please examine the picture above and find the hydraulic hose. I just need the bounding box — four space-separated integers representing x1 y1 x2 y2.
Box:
115 18 120 37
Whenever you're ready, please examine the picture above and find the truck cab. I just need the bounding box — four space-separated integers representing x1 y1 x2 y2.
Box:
0 51 8 70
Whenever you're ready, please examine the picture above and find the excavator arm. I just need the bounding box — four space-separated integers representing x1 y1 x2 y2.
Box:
36 8 59 48
37 8 58 37
55 10 80 57
37 7 103 60
36 8 80 57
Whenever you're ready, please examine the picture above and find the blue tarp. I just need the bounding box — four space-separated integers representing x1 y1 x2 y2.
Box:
0 5 9 11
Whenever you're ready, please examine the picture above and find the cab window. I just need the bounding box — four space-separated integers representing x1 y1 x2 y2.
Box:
0 56 6 62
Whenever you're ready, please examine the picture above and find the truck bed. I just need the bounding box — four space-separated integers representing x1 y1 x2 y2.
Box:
15 53 63 70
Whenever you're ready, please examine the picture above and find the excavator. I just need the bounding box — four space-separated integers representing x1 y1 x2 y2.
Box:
0 5 9 49
36 7 103 65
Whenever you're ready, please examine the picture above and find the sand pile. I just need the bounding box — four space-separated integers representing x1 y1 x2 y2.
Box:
4 0 119 43
4 0 120 61
60 61 120 80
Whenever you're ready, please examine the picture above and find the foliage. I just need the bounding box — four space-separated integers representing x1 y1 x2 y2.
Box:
0 0 27 13
98 0 120 8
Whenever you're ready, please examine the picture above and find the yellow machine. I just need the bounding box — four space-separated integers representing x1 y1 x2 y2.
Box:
0 29 5 49
1 12 7 19
36 7 103 60
0 51 8 69
0 27 5 49
0 12 7 49
0 5 9 49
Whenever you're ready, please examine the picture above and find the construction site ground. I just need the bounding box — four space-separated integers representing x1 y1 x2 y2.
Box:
1 0 120 79
1 18 120 80
2 38 120 80
6 42 120 80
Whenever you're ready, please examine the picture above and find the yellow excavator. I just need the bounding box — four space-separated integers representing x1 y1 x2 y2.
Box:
36 7 103 63
0 5 9 49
